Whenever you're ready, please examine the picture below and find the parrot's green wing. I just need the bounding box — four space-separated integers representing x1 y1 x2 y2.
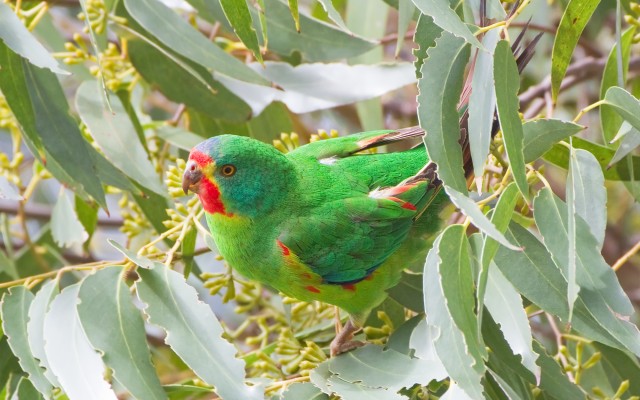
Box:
280 128 439 284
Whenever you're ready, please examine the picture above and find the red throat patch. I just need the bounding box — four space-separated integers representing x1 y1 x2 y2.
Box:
198 177 229 216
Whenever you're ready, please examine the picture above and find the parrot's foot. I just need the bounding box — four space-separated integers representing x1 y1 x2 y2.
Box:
330 320 364 357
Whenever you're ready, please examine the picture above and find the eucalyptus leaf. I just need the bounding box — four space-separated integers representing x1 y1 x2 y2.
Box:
387 271 423 312
326 375 404 400
77 267 167 400
317 0 350 32
551 0 602 101
424 225 485 399
220 0 263 63
136 263 260 400
523 119 584 162
409 0 481 48
417 32 470 194
155 126 205 151
124 0 269 85
76 81 165 195
0 3 68 74
412 14 442 79
395 0 417 57
0 286 52 398
469 29 499 187
281 382 329 400
43 284 117 400
494 40 528 200
51 190 89 248
26 280 60 387
570 149 606 248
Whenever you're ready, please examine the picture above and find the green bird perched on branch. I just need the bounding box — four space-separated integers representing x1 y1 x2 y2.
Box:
182 30 539 356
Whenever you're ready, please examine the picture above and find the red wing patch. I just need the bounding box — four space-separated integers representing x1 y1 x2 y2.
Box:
341 283 356 291
305 285 321 293
276 240 291 256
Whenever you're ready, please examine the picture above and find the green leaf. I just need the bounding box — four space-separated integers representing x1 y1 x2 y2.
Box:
386 315 423 354
424 225 485 398
600 27 635 142
395 0 416 57
409 0 481 48
0 176 22 201
317 0 350 32
566 147 579 321
494 40 528 200
220 0 263 63
522 119 584 162
281 382 329 400
0 3 68 75
0 286 52 398
329 345 446 391
533 189 632 318
75 196 99 245
542 136 640 181
604 86 640 138
13 377 43 400
51 190 89 248
124 0 268 85
26 280 59 388
181 227 197 279
132 187 171 235
76 81 165 195
550 0 601 101
0 336 21 390
77 267 167 400
533 342 585 400
469 29 499 186
136 263 260 400
609 122 640 166
217 61 415 116
387 271 423 312
594 342 640 395
288 0 300 31
417 32 470 194
445 185 519 250
155 126 205 151
570 149 606 247
412 14 442 79
476 182 519 336
495 223 640 356
326 375 404 399
484 264 538 377
0 43 107 209
43 284 118 400
128 40 251 123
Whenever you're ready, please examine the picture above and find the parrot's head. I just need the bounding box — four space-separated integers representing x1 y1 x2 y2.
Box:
182 135 296 218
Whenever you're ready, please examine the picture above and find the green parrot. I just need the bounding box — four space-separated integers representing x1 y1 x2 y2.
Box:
182 127 448 355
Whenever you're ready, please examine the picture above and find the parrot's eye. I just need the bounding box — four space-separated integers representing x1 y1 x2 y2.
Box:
220 164 236 177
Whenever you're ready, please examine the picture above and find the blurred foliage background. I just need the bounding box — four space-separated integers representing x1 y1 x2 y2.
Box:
1 0 640 399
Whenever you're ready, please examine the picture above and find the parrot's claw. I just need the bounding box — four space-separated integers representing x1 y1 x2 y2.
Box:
330 319 364 357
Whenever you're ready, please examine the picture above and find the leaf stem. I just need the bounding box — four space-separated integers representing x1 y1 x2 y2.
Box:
573 100 606 123
0 261 122 289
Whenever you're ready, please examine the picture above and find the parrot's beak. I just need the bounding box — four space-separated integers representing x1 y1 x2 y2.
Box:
182 160 203 194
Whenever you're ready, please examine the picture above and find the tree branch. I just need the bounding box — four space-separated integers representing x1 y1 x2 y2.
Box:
0 200 123 227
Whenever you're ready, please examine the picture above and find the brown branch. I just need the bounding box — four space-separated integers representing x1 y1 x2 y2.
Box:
0 200 123 227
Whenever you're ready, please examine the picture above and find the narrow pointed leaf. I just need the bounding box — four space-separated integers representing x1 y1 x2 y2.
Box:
522 119 584 162
0 287 52 398
551 0 602 101
534 188 632 317
424 225 485 399
51 190 89 248
413 14 442 79
609 122 640 166
0 3 68 74
494 40 528 199
445 185 519 250
26 280 59 388
77 267 167 400
418 32 470 194
469 29 500 185
485 264 538 377
600 28 635 142
318 0 349 31
13 377 43 400
566 146 579 320
571 149 606 247
476 183 519 335
288 0 300 31
387 271 423 312
604 87 640 138
136 263 260 400
328 345 446 391
220 0 263 63
43 284 117 400
534 342 585 399
76 81 165 195
124 0 268 85
410 0 481 48
395 0 416 57
155 126 205 151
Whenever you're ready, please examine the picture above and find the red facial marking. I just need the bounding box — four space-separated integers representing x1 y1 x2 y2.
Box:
276 240 290 256
342 283 356 291
189 150 212 167
198 177 229 216
401 202 417 211
305 285 320 293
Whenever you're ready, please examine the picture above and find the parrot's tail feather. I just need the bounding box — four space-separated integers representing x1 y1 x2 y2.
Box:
354 126 425 154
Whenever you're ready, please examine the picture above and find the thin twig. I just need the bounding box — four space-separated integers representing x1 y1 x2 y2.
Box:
612 238 640 271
